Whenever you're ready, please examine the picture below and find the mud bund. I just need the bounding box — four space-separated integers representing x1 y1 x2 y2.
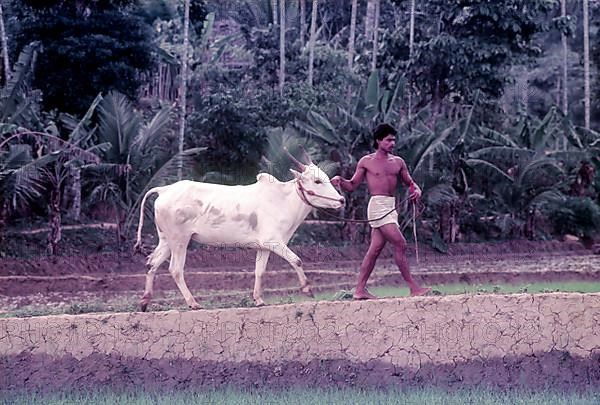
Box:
1 293 599 392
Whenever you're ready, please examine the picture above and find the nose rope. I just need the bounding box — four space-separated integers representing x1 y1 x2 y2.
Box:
295 180 346 203
296 180 422 262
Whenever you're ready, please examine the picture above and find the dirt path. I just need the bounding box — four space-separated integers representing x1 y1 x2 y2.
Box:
1 255 598 314
0 239 590 276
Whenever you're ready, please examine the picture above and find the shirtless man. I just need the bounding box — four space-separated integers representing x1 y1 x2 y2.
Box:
331 123 430 299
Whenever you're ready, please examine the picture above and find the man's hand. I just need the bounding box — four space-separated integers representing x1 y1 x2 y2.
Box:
409 182 422 201
330 176 343 188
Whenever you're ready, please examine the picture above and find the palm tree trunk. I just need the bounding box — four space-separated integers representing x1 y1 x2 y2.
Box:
348 0 358 69
279 0 285 97
47 188 62 255
561 0 568 119
271 0 278 25
0 200 8 248
177 0 190 180
407 0 416 117
370 0 380 72
300 0 306 46
0 2 9 84
582 0 590 130
307 0 318 87
365 0 376 42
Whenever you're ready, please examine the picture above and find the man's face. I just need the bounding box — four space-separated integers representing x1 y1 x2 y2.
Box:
377 134 396 152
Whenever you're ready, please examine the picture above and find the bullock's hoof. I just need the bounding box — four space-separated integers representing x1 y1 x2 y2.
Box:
188 302 201 310
301 284 314 298
254 299 265 307
140 294 152 312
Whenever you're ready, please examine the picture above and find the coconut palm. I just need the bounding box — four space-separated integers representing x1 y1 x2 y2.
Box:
0 2 9 84
348 0 358 69
307 0 318 86
87 92 173 239
88 91 206 240
582 0 590 129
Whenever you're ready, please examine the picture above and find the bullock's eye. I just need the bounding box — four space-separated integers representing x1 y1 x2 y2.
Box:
315 179 323 185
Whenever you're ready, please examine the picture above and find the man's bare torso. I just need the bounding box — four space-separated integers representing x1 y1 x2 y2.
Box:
360 153 406 196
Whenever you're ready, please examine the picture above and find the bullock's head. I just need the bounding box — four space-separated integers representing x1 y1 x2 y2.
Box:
286 148 345 210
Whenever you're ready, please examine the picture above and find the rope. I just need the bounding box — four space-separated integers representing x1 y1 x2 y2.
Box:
412 201 419 264
295 180 425 256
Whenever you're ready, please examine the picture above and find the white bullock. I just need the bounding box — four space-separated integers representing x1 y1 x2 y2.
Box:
134 157 344 311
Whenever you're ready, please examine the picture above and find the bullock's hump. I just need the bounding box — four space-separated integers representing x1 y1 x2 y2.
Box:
256 173 281 184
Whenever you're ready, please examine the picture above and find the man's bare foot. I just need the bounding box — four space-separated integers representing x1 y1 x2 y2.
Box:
410 287 431 297
353 289 378 300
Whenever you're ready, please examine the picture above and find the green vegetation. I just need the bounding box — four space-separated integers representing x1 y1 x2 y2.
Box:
356 281 600 298
2 386 599 405
2 281 599 319
0 0 599 254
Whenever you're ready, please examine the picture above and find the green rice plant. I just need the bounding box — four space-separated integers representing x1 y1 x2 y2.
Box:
2 386 599 405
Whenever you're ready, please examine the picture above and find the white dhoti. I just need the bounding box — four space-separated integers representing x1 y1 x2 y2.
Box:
367 196 398 228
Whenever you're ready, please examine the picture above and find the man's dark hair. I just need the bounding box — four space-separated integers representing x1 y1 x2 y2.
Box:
372 123 397 149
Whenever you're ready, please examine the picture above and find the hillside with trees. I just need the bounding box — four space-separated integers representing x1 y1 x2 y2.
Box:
0 0 599 255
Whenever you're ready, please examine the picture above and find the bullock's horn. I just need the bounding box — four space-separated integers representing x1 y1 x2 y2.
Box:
284 146 306 170
298 145 313 165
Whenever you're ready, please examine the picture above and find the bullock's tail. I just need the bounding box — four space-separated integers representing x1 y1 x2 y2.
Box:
134 186 166 253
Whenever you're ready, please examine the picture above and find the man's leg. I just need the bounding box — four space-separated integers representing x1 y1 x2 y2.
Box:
378 223 430 296
354 227 386 300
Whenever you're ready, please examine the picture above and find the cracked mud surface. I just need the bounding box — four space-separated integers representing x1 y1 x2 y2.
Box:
1 293 599 392
1 241 598 392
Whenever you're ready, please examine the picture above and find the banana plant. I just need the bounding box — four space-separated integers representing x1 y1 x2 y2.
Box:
395 94 479 244
0 43 103 253
465 108 570 238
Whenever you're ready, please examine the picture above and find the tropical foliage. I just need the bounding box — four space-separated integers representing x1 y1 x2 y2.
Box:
0 0 599 254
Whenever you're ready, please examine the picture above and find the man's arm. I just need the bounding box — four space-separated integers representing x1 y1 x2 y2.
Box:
398 158 421 199
331 157 367 192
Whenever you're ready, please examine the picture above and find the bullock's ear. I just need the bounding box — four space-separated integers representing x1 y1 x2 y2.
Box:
289 168 302 179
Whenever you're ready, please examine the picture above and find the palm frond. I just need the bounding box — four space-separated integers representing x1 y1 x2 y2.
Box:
412 124 457 175
66 93 103 146
475 127 520 148
465 158 514 182
1 149 60 209
468 146 534 168
125 147 207 232
87 182 124 208
530 107 558 151
98 92 141 159
517 157 563 187
529 189 565 207
0 42 39 122
132 105 173 153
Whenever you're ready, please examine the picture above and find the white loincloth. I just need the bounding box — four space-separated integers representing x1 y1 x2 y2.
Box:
367 196 398 228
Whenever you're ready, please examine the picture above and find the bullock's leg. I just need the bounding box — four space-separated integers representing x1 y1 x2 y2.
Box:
253 249 271 307
168 239 200 309
264 244 314 298
140 237 171 312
